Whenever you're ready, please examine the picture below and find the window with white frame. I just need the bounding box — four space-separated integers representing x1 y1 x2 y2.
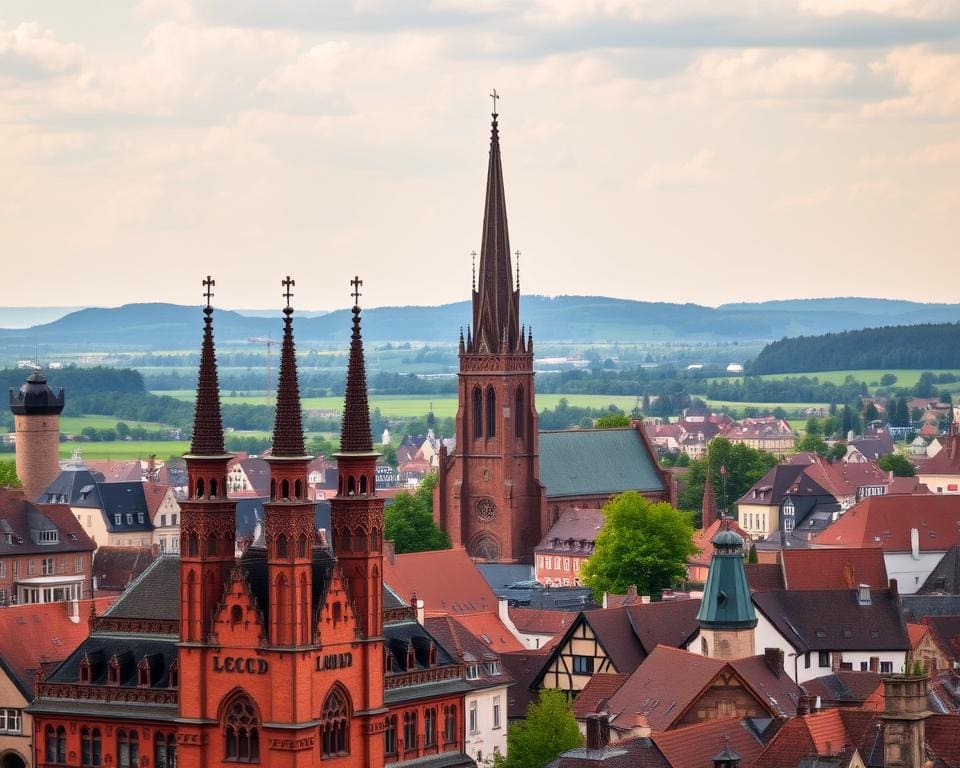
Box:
0 708 21 734
469 702 478 734
493 697 501 729
75 556 83 573
466 664 481 680
0 561 5 578
39 530 60 544
42 558 55 576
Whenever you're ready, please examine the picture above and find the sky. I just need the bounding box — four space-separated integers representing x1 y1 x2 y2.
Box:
2 0 960 311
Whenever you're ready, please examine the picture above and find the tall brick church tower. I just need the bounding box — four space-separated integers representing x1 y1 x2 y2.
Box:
436 104 545 563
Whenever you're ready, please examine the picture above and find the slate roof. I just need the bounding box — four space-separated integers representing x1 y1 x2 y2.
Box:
39 464 104 507
850 430 895 461
46 635 178 688
0 488 96 555
919 544 960 594
901 595 960 621
499 648 552 719
651 717 770 768
538 427 665 498
0 597 115 699
780 547 888 590
811 494 960 552
536 507 604 554
737 463 832 507
97 482 152 532
547 737 669 768
752 588 910 652
92 545 157 591
924 616 960 661
233 496 330 539
801 671 883 707
475 563 534 591
105 555 181 621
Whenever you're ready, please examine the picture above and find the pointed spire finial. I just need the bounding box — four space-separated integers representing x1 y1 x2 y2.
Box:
515 249 521 291
471 250 477 292
271 276 306 457
490 88 499 117
191 275 226 455
340 276 373 453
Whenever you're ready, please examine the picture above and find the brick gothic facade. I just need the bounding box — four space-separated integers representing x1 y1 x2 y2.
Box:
436 111 546 564
29 286 474 768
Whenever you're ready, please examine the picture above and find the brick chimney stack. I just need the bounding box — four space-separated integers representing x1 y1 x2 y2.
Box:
881 672 931 768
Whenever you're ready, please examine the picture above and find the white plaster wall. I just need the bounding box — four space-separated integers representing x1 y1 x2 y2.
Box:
884 551 944 594
464 685 509 766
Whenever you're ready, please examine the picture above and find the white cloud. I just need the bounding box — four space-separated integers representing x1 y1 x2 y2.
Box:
0 20 83 80
692 48 856 98
867 45 960 116
797 0 960 19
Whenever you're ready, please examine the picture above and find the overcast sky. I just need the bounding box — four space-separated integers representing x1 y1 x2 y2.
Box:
2 0 959 311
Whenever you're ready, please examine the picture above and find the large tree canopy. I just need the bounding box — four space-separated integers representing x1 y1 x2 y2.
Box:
0 459 21 489
677 437 778 525
581 491 697 601
494 689 582 768
383 472 450 554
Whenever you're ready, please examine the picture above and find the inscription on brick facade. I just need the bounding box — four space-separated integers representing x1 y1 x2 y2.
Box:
211 655 268 674
316 652 353 671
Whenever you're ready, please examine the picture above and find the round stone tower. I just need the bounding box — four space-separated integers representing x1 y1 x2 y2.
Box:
9 368 64 500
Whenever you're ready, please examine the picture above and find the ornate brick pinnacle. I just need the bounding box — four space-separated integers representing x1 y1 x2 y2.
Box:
271 299 306 457
340 300 373 453
190 302 226 455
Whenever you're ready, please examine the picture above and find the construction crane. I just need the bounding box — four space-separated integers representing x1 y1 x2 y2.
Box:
248 336 278 405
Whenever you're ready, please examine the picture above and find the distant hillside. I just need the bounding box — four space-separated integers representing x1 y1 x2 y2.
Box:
749 322 960 374
0 307 83 329
1 296 960 351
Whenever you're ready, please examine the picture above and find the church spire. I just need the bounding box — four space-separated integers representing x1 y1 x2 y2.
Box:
271 276 306 457
471 92 520 355
340 276 373 453
702 463 717 524
190 275 225 455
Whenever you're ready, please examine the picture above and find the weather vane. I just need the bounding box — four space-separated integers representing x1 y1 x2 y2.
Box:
202 275 215 309
350 276 363 306
282 276 295 308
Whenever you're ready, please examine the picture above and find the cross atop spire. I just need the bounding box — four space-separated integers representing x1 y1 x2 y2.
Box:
203 275 215 312
271 276 306 457
190 276 226 455
350 275 363 307
490 88 499 117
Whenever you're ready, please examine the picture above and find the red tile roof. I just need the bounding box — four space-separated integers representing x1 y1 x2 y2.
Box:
508 607 577 635
801 671 883 707
84 460 142 483
92 545 158 591
927 714 960 767
383 546 498 615
923 434 960 476
745 563 786 592
811 494 960 552
652 716 766 768
781 547 888 590
0 488 96 555
571 673 629 718
0 596 115 698
424 614 516 685
142 482 173 517
454 612 523 653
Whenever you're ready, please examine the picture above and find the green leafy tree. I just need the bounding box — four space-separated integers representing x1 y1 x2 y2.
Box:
747 542 758 564
594 413 630 429
495 689 582 768
581 492 697 601
384 472 450 553
0 459 21 488
877 453 916 477
864 402 880 423
805 418 822 436
115 422 130 439
795 433 830 457
675 452 690 468
829 443 848 460
880 373 898 386
676 438 778 523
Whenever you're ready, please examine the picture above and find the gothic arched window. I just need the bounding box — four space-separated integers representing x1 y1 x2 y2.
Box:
384 715 397 756
486 387 496 438
297 533 308 558
224 693 260 762
154 733 176 768
81 727 102 766
276 533 288 558
473 387 483 439
46 725 66 764
117 729 139 768
320 687 351 758
403 711 418 753
443 705 457 744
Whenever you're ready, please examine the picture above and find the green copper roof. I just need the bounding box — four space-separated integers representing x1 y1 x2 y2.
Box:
538 428 665 499
697 529 757 630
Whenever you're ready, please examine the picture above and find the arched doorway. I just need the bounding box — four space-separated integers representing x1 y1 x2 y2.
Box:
0 750 27 768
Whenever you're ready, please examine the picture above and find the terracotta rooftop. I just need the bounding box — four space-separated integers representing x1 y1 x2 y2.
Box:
753 708 879 768
780 547 888 590
801 671 883 707
811 494 960 552
536 507 604 553
92 545 158 592
571 672 629 718
383 546 499 616
651 716 768 768
744 563 786 592
691 516 751 566
0 488 96 556
508 607 577 635
424 614 515 688
0 596 115 699
922 434 960 476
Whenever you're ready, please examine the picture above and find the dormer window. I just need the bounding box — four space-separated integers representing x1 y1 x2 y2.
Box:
79 655 92 683
126 514 133 525
137 513 144 524
137 658 151 687
114 514 121 526
485 661 502 676
39 530 59 544
384 649 393 673
466 664 481 680
108 657 121 686
406 645 416 671
168 661 179 689
428 643 437 667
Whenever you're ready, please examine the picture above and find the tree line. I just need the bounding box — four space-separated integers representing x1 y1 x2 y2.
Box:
750 322 960 374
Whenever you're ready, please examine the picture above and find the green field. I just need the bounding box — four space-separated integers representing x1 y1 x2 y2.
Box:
716 369 960 388
55 440 190 460
703 400 828 412
59 415 173 434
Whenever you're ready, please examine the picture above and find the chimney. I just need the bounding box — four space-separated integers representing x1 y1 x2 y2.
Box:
626 585 638 601
415 598 425 625
857 584 872 606
384 539 396 565
796 694 812 716
881 673 931 768
911 528 920 560
68 597 80 624
585 712 611 750
764 647 784 678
